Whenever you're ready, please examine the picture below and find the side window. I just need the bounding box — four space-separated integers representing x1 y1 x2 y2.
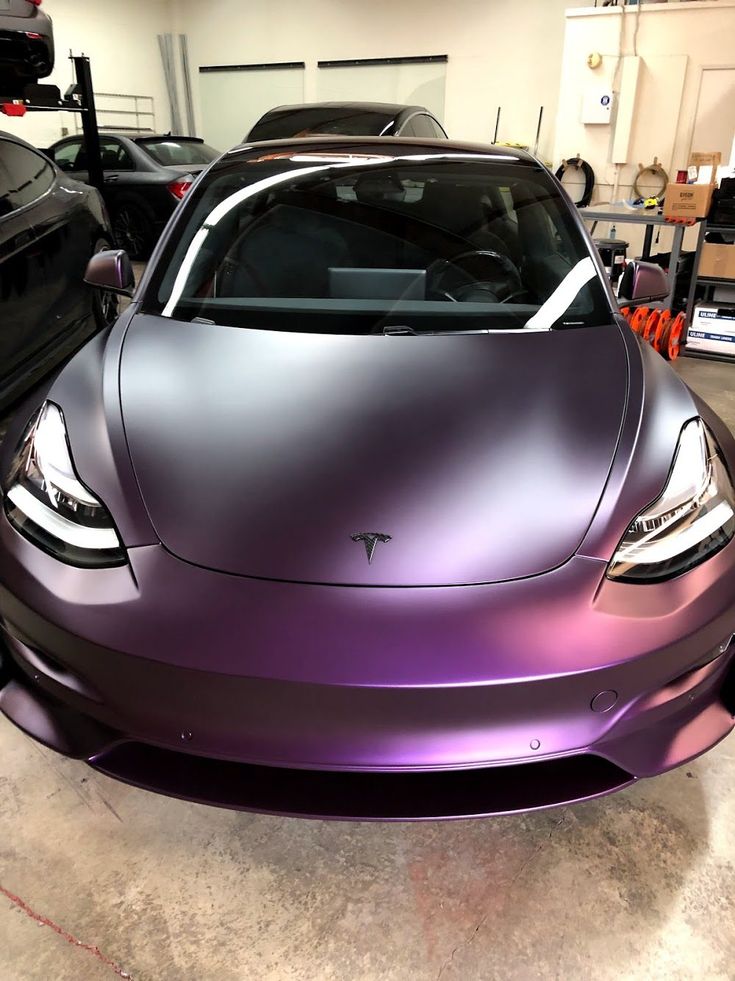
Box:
2 141 55 210
408 115 436 138
99 139 135 171
426 117 446 139
398 118 418 138
52 140 83 172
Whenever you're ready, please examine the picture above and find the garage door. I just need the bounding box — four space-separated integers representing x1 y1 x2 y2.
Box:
198 63 306 151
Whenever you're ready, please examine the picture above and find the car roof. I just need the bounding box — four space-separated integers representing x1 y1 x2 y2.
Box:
49 133 205 146
0 129 40 151
230 133 537 164
258 102 428 116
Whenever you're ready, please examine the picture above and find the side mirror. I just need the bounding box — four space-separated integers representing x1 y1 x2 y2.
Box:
618 260 668 304
84 249 135 297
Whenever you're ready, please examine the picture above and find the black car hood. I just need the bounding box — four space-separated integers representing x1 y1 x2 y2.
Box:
119 317 628 586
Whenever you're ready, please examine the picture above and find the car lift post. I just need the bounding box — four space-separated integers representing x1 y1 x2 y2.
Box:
73 55 103 192
0 55 104 194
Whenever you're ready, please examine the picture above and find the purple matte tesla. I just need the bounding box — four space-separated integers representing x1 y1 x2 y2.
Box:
0 137 734 820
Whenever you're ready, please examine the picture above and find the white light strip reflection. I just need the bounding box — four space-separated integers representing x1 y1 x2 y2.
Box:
162 151 523 317
524 256 597 331
7 484 121 550
164 160 384 317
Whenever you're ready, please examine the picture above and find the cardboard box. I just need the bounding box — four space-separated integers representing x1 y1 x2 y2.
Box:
663 151 721 218
690 151 722 172
699 243 735 280
663 182 714 219
686 303 735 356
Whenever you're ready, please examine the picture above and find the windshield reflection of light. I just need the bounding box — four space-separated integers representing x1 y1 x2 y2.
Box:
163 155 404 317
525 257 596 331
162 150 588 327
163 163 329 316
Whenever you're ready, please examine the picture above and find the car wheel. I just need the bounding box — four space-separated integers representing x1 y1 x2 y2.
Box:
91 239 120 329
112 201 155 260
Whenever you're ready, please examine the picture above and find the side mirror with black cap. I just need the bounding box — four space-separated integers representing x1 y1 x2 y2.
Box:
618 259 669 304
84 249 135 297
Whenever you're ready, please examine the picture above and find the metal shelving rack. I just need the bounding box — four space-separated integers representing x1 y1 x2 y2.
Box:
580 203 700 312
72 91 155 135
683 221 735 363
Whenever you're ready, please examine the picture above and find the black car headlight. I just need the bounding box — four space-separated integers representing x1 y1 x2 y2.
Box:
607 418 735 583
3 402 125 568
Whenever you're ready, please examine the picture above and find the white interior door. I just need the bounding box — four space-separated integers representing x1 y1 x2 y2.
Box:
691 67 735 162
198 67 305 151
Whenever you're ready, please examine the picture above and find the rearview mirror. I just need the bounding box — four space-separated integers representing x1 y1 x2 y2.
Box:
617 260 668 304
84 249 135 297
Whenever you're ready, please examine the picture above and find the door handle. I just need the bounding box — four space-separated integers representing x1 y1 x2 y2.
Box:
104 175 119 183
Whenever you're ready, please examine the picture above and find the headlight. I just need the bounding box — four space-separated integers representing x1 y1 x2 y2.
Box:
607 417 735 583
2 402 125 567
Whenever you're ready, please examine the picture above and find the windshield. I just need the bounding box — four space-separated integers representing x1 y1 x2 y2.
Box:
139 139 220 166
248 108 396 140
146 150 612 333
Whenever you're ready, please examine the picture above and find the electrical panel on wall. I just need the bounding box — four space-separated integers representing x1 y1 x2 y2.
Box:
581 86 613 125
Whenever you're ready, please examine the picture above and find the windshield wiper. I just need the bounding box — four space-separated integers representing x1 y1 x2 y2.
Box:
382 324 418 336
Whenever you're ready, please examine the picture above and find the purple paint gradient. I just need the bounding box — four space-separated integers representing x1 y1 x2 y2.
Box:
0 138 734 819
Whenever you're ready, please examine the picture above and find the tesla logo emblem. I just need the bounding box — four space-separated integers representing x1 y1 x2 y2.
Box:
351 532 392 564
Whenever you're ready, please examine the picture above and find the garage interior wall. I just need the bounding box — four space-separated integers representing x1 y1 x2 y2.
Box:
170 0 580 159
553 0 735 256
199 66 306 151
1 0 176 148
0 0 582 162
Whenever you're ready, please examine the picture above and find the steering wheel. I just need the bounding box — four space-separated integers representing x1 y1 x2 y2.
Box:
429 249 524 303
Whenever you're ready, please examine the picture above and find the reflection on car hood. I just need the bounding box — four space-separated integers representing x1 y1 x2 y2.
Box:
119 317 628 585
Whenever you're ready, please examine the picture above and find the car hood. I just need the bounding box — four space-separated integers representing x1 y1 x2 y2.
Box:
119 317 628 586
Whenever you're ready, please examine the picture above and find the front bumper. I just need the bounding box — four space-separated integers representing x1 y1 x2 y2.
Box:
0 516 734 820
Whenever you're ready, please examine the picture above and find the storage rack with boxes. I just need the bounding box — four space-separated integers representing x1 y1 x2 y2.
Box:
683 220 735 362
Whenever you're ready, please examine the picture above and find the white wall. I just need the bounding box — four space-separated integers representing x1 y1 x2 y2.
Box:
552 1 735 255
170 0 579 159
2 0 580 159
1 0 175 148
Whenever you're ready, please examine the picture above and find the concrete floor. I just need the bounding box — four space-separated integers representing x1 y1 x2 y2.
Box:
1 355 735 981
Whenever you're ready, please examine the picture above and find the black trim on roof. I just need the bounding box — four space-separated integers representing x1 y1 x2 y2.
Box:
225 135 538 166
134 135 205 144
317 55 448 68
199 61 306 74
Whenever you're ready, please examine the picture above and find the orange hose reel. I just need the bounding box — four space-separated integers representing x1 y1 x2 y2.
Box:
666 312 686 361
629 306 650 334
642 309 661 343
653 309 673 354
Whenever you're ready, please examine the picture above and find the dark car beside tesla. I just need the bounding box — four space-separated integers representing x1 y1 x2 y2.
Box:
246 101 448 142
0 132 733 821
45 133 220 258
0 130 116 411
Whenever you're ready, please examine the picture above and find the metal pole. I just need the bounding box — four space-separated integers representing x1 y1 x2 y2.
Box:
683 219 708 339
642 223 654 260
73 55 103 192
180 35 196 137
533 106 544 157
665 223 685 312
